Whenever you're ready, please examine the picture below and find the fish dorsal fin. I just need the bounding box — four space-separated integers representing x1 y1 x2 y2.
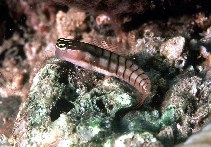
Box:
86 38 131 57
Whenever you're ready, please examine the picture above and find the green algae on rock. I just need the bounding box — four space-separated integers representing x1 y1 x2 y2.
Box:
161 69 210 144
13 60 77 146
123 105 179 145
12 59 138 146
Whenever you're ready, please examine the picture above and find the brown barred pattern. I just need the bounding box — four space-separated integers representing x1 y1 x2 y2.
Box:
55 38 151 108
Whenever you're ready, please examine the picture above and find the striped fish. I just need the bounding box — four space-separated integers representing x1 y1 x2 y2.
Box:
55 38 151 108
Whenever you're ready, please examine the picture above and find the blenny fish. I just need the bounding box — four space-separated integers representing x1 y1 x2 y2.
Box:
55 38 151 108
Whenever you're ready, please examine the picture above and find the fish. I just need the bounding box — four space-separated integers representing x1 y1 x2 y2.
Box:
55 38 151 108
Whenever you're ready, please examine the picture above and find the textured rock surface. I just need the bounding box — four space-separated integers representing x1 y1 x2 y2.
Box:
12 60 138 146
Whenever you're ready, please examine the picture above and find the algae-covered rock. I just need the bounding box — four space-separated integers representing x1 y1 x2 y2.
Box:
161 69 210 144
122 105 180 146
13 60 77 146
12 59 138 146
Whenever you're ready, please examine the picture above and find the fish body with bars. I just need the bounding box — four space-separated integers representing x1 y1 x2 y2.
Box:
55 38 151 108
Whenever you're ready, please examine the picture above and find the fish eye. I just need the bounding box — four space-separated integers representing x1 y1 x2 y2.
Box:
58 43 66 48
56 38 80 50
56 39 67 50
